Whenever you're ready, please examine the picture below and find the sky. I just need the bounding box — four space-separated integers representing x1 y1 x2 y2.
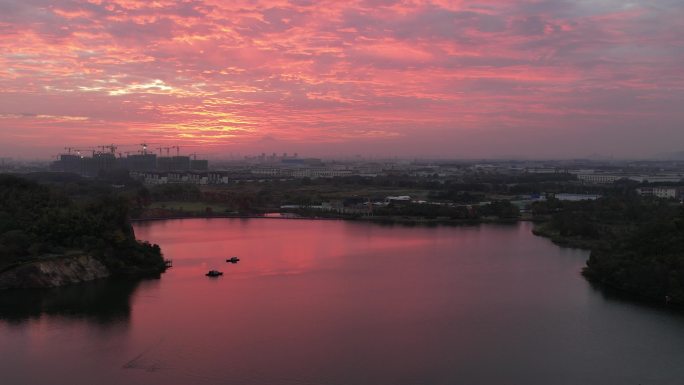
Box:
0 0 683 159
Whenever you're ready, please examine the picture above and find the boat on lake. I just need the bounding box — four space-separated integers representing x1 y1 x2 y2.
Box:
206 270 223 277
226 257 240 263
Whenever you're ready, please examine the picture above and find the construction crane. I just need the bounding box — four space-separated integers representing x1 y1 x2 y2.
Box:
188 152 201 160
97 145 117 155
154 147 174 156
171 145 180 156
64 147 76 154
139 142 161 155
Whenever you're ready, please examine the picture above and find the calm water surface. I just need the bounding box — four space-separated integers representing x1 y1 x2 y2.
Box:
1 219 684 385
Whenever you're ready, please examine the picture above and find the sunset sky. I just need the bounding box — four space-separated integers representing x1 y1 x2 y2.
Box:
1 0 683 159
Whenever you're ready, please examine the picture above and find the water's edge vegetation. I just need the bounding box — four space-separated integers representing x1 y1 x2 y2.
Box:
530 196 684 306
0 175 167 289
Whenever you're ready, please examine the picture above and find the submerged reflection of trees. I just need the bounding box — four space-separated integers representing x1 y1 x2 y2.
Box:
0 278 156 325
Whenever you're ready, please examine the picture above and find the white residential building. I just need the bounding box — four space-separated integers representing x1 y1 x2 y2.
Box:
576 173 623 184
636 187 679 199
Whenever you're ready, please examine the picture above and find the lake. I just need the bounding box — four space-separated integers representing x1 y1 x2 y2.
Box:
1 219 683 385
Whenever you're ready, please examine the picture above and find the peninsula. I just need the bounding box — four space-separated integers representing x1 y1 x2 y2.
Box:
0 175 167 289
532 195 684 306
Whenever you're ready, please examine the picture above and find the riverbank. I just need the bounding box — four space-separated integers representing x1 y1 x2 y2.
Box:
131 208 521 226
0 250 167 290
530 222 604 250
531 224 681 307
0 175 168 290
135 212 579 247
131 213 343 222
529 197 684 308
0 254 109 289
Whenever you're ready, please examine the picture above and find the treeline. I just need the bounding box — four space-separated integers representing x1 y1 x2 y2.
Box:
140 172 584 213
585 207 684 304
372 201 520 220
0 174 165 274
532 195 684 305
218 173 580 194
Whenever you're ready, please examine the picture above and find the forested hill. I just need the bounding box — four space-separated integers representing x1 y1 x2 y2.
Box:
532 196 684 306
0 174 165 276
584 205 684 305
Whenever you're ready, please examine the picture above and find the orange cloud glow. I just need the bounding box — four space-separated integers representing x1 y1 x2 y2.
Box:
0 0 683 158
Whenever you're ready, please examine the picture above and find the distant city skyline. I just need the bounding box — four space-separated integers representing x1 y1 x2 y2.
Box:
1 0 683 159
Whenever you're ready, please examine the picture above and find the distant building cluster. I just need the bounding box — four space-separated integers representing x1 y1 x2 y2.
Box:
51 151 209 176
130 171 229 185
636 186 682 199
573 171 684 184
41 149 684 202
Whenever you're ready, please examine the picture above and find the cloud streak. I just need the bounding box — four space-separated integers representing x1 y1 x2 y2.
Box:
0 0 683 158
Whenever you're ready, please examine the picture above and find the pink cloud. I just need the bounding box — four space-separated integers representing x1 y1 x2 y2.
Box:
0 0 683 158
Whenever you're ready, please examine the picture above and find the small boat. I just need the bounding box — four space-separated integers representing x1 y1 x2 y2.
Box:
226 257 240 263
206 270 223 277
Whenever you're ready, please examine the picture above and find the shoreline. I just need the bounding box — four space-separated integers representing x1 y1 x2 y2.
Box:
130 214 345 222
530 223 599 250
131 212 523 226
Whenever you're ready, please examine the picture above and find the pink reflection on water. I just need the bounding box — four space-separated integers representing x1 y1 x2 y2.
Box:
7 219 678 385
134 218 441 279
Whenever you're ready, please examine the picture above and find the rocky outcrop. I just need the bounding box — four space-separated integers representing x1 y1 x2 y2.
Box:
0 255 110 289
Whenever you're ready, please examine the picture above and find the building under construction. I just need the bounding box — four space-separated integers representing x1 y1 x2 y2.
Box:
50 144 209 176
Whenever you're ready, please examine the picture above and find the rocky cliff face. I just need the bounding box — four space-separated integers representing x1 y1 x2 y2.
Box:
0 255 110 289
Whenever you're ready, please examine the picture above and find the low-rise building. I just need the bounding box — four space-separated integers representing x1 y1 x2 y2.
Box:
553 193 601 201
576 173 623 184
130 171 228 185
636 187 680 199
